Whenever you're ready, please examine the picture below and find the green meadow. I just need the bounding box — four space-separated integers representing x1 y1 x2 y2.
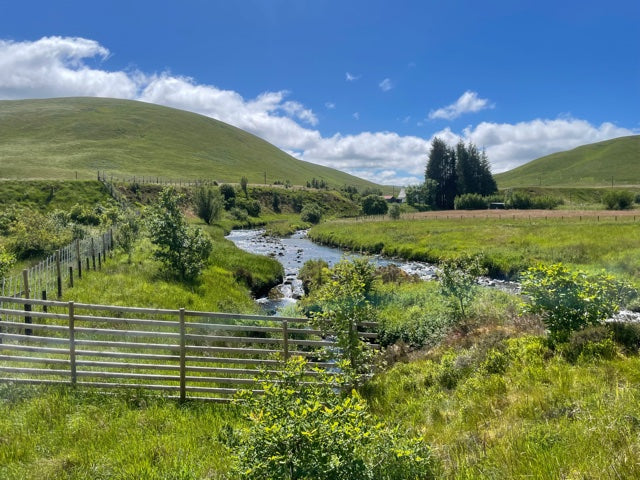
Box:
309 216 640 282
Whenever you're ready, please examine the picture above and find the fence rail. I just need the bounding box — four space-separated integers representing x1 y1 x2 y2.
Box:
0 296 378 402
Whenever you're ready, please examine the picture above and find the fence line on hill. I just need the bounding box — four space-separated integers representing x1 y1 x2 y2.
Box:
0 229 115 302
0 296 379 402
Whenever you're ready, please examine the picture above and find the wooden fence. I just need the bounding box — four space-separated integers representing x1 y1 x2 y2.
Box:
0 296 378 402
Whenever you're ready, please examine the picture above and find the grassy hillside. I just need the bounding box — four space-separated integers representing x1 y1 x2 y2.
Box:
495 135 640 187
0 97 381 190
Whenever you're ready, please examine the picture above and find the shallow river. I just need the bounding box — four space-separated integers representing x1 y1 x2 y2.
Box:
226 229 512 313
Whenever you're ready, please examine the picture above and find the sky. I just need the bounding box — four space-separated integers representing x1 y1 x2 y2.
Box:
0 0 638 185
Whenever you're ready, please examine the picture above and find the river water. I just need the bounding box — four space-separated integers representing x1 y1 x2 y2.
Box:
226 229 513 313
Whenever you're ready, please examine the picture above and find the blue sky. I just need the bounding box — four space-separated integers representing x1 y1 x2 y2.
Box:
0 0 638 185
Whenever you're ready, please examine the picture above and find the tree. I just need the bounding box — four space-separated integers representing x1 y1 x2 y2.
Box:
219 184 236 210
361 195 388 215
426 137 457 209
389 203 401 220
0 245 15 279
240 176 249 197
115 211 140 263
147 188 212 281
194 187 224 224
300 203 322 224
406 180 438 210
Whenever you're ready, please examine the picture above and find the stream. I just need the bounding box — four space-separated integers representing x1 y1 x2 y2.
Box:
226 229 516 313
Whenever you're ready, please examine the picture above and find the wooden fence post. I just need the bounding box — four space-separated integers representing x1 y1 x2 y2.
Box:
91 238 96 270
69 266 74 288
55 250 62 298
75 240 82 279
282 320 289 361
179 308 186 403
22 269 32 335
69 301 76 386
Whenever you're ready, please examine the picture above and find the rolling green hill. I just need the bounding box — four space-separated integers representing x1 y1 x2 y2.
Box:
0 97 382 190
495 135 640 188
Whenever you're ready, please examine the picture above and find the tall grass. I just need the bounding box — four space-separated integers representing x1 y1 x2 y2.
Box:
0 386 240 480
309 217 640 283
364 336 640 479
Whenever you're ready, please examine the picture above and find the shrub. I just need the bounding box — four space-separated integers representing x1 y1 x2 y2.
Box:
532 195 563 209
298 259 329 294
439 254 487 319
0 245 15 278
561 326 617 362
310 258 378 378
389 203 401 219
362 195 388 215
194 187 224 224
219 184 236 210
234 357 434 480
454 193 488 210
300 203 322 224
505 191 532 209
115 211 140 262
520 263 635 343
8 211 74 259
236 198 261 217
608 321 640 353
146 188 212 281
69 203 101 225
602 190 635 210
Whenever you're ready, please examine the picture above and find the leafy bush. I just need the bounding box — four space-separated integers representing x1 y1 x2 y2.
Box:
362 195 388 215
236 198 261 217
602 190 635 210
561 326 618 363
389 203 401 219
69 203 101 225
310 258 378 378
230 207 249 222
219 184 236 210
300 203 322 224
8 211 74 259
0 245 16 278
146 188 212 281
115 211 140 262
532 195 563 209
439 254 486 319
454 193 488 210
608 321 640 353
298 259 329 294
520 263 635 343
194 187 224 224
505 191 532 209
234 357 434 480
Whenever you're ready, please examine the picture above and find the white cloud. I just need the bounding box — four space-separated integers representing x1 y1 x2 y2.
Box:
379 78 393 92
1 36 636 185
429 90 493 120
352 112 360 120
0 36 140 99
345 72 360 82
325 101 335 109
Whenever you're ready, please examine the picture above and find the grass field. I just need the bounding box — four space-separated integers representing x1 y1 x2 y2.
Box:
0 97 382 191
309 211 640 282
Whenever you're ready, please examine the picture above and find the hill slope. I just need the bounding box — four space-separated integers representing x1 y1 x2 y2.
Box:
0 97 381 189
495 135 640 187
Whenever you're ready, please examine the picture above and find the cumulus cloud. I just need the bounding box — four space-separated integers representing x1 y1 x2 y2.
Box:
429 90 493 120
1 36 636 185
379 78 393 92
0 36 140 99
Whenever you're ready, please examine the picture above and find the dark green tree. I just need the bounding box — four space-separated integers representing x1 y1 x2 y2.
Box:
194 187 224 224
361 195 388 215
426 137 457 209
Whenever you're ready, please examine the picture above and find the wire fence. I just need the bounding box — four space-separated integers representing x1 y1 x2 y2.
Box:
1 230 115 301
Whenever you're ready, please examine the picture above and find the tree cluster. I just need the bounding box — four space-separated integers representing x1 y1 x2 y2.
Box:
425 138 497 209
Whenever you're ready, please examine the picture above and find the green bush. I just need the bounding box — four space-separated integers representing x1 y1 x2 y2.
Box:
146 188 212 281
219 184 236 210
608 321 640 353
230 207 249 222
454 193 488 210
0 245 15 278
439 254 486 319
234 357 435 480
8 211 74 259
194 187 224 224
520 263 635 343
236 198 261 217
300 203 322 224
298 259 329 294
531 195 563 209
362 195 388 215
602 190 635 210
389 203 401 219
505 191 533 209
561 326 617 362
